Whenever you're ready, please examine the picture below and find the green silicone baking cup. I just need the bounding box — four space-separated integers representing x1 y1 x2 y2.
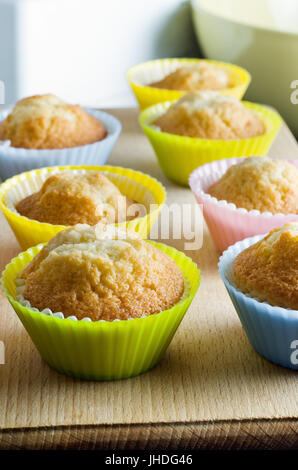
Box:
140 101 282 186
1 241 200 381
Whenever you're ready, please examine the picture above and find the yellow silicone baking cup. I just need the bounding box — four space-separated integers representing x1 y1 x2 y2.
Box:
127 58 251 110
139 101 282 186
1 241 201 381
0 165 166 250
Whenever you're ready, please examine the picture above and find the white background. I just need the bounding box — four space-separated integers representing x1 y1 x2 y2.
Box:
0 0 199 107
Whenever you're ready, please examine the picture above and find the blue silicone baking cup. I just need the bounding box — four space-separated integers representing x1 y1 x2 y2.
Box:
0 108 122 180
218 234 298 370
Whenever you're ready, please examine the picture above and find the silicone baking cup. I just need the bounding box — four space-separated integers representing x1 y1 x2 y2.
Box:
1 241 201 380
127 58 251 110
0 108 121 180
140 101 282 186
219 235 298 370
0 165 166 250
189 158 298 252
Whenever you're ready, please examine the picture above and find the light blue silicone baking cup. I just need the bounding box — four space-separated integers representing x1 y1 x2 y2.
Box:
0 108 122 180
218 234 298 370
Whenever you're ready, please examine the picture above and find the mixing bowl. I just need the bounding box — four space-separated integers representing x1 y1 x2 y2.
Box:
191 0 298 136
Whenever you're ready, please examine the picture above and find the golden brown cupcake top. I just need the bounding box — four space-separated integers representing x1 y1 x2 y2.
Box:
208 157 298 214
153 92 265 139
234 223 298 310
16 171 141 225
150 63 232 91
19 224 184 321
0 94 106 149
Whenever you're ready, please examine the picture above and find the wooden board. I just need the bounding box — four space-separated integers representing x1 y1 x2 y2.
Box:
0 108 297 450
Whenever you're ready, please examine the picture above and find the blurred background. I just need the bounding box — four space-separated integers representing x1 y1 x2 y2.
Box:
1 0 298 134
0 0 199 107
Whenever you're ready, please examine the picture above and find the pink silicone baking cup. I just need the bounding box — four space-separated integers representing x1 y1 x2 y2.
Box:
189 157 298 252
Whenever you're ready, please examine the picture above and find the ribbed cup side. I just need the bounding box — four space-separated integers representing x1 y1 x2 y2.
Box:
0 165 166 249
189 159 298 252
0 109 121 180
219 237 298 370
2 242 200 380
127 58 250 110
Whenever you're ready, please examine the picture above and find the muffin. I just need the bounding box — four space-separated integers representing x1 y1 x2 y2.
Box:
0 94 107 149
15 171 142 225
3 226 199 380
141 96 281 186
189 158 298 253
128 59 251 111
218 229 298 370
17 224 185 322
234 223 298 310
153 92 265 139
208 157 298 214
150 63 232 92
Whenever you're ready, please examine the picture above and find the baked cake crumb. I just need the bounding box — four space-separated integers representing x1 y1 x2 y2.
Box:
150 63 232 91
20 224 185 321
153 92 265 139
16 171 141 225
234 223 298 310
0 94 106 149
209 157 298 214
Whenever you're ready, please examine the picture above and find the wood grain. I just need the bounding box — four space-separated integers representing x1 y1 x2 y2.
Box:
0 108 297 450
0 420 297 450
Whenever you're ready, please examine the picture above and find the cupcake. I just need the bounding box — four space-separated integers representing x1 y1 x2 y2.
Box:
218 224 298 369
149 62 232 92
0 95 121 180
0 94 107 149
2 225 201 380
16 170 140 225
17 224 184 321
153 92 265 139
127 58 251 110
140 92 282 186
0 165 166 249
189 157 298 252
208 157 298 214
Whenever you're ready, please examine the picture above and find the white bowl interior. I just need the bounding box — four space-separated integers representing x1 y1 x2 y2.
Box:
194 0 298 34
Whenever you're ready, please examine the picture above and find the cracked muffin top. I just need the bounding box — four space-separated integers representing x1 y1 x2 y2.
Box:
19 224 185 321
233 223 298 310
150 63 232 92
208 157 298 214
0 94 106 149
16 171 140 225
153 92 265 139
